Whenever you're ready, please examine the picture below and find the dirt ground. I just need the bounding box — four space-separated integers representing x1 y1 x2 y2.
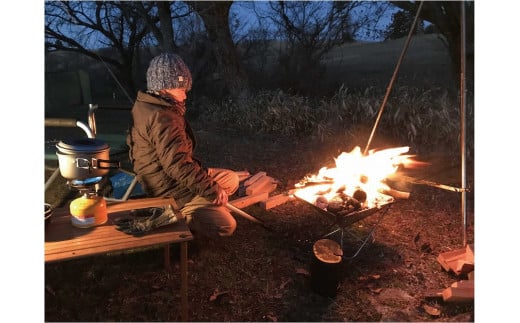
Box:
44 127 474 322
44 34 475 322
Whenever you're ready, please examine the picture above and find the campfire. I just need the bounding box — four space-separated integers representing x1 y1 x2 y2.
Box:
293 146 423 216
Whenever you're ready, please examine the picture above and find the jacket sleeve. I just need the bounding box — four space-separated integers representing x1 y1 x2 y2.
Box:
150 109 219 201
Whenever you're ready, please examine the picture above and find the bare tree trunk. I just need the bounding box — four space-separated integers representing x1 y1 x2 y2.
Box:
391 1 474 87
157 1 176 53
189 1 249 99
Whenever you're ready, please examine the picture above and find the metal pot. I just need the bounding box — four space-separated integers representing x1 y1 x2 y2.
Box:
56 138 120 180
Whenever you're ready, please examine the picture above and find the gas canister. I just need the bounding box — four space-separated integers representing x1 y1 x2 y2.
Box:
70 193 108 228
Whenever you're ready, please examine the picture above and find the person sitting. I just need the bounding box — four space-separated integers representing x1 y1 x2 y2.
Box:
117 53 239 239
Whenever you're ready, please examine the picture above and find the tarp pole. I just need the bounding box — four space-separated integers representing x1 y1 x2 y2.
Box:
460 2 468 247
363 2 424 155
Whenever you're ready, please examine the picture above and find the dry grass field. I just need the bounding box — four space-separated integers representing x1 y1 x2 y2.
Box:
44 34 475 322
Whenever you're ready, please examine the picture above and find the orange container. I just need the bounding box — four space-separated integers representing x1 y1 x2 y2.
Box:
70 194 108 228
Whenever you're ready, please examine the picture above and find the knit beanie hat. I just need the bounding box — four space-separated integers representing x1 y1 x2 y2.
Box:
146 53 192 92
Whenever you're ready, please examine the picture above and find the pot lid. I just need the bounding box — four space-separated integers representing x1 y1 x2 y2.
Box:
56 138 109 152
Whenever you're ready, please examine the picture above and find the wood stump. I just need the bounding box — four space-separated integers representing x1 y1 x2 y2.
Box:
310 239 343 297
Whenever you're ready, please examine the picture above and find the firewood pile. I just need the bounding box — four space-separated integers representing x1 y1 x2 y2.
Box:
436 244 474 303
229 170 293 211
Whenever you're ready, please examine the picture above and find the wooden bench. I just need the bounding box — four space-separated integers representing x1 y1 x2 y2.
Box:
45 197 193 321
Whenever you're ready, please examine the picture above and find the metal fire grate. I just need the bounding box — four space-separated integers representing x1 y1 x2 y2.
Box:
294 194 394 259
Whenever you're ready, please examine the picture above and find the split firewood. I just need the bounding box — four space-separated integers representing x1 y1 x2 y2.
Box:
437 244 474 275
229 192 269 209
464 244 474 263
260 194 293 210
454 259 474 276
243 171 267 187
246 176 276 196
437 248 467 272
265 183 278 195
442 280 474 303
451 280 474 289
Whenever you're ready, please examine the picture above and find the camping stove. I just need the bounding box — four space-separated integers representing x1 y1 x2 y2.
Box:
67 176 108 228
55 137 120 228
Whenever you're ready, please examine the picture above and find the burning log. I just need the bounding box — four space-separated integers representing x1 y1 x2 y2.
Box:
352 189 367 203
379 188 410 199
315 196 328 209
310 239 343 297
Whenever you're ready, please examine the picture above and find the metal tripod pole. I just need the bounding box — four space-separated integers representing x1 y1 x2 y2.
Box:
460 1 468 247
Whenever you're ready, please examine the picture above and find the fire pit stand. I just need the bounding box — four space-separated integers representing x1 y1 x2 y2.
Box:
321 204 392 259
296 196 393 259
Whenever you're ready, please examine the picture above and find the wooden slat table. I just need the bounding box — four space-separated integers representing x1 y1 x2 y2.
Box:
45 202 193 321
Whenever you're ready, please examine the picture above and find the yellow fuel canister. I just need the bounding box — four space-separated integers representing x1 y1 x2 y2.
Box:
70 194 108 228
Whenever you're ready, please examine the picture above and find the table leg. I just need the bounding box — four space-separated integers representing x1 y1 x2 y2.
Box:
180 241 188 321
164 244 171 270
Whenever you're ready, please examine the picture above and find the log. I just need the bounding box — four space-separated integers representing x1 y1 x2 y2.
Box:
437 244 474 274
442 286 474 303
454 260 474 276
229 192 269 209
442 280 474 303
246 176 275 196
243 171 267 187
310 239 343 297
259 194 293 210
465 244 474 263
265 183 278 194
451 280 474 289
437 248 467 272
379 188 410 199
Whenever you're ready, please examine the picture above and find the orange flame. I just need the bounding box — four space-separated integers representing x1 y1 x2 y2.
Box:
294 146 422 209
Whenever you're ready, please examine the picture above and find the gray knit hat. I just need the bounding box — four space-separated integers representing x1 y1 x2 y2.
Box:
146 53 192 92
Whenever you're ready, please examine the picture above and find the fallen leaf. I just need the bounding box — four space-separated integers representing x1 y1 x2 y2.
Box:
273 293 283 299
414 233 421 244
279 278 292 289
371 274 381 280
263 313 278 322
370 287 383 294
209 289 229 302
420 243 432 253
423 304 441 316
295 268 310 277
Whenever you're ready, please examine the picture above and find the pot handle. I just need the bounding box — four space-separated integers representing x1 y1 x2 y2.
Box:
95 159 121 170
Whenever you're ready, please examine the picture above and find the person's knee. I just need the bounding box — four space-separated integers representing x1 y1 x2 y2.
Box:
227 171 240 195
217 216 237 237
